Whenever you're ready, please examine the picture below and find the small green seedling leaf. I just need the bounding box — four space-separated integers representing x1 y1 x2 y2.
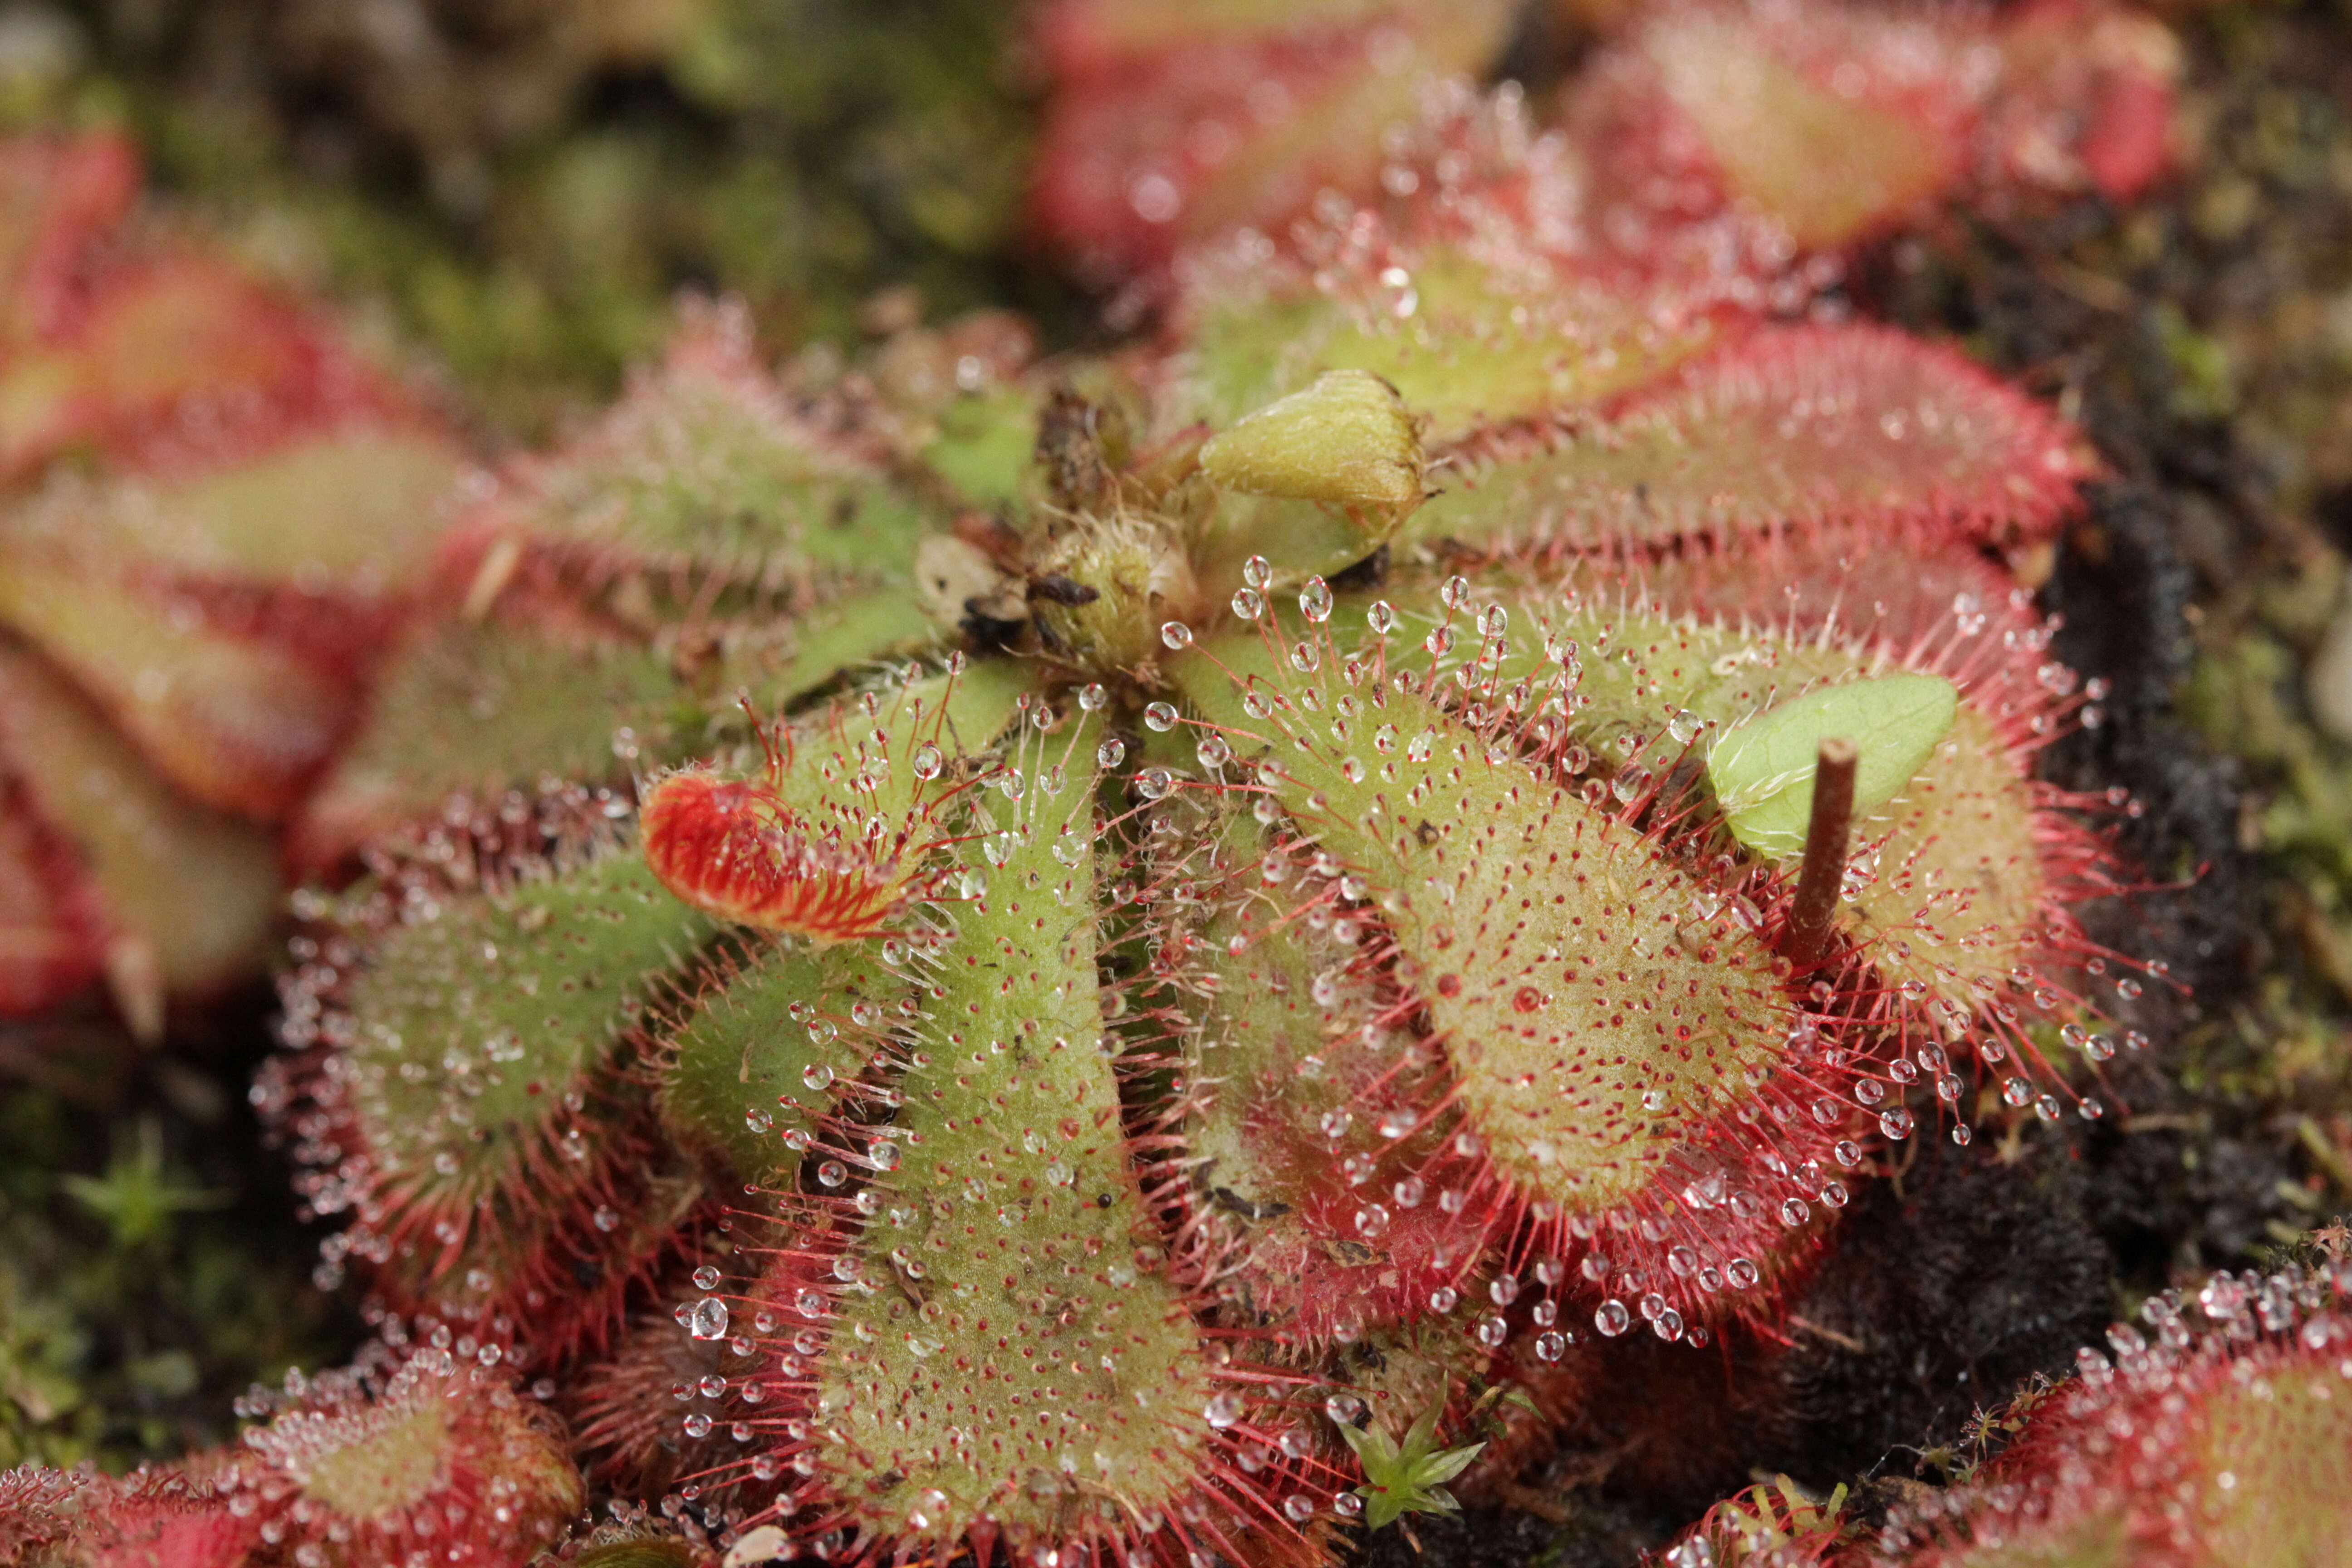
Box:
1475 1384 1542 1425
1341 1394 1487 1530
1708 673 1958 859
1200 368 1423 512
59 1119 230 1249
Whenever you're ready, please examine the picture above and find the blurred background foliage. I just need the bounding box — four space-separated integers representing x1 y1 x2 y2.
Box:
17 0 1063 439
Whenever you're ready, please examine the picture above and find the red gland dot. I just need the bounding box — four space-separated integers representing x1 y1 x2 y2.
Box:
1513 986 1544 1014
1437 973 1463 998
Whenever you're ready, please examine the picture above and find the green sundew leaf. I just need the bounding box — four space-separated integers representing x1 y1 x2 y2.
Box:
1177 628 1797 1214
518 328 932 574
1708 673 1958 860
765 657 1034 830
1404 325 2089 556
658 941 889 1181
345 848 717 1204
0 425 461 591
1187 249 1721 442
813 715 1226 1550
0 549 349 818
577 1544 701 1568
296 588 938 865
1650 15 1954 250
920 383 1042 514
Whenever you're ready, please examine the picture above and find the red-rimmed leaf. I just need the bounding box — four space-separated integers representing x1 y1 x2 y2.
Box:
0 647 279 1024
0 254 416 483
1988 0 2183 204
0 425 464 818
1559 0 2180 258
1416 323 2092 555
1034 0 1516 284
0 772 107 1015
0 131 139 345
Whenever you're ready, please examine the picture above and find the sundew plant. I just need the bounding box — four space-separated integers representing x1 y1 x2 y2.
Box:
10 3 2335 1568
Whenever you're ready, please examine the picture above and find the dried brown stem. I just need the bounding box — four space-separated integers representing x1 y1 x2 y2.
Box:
1788 737 1857 968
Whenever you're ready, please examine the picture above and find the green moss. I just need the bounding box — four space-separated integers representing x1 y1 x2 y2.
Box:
0 1079 343 1472
2185 630 2352 888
